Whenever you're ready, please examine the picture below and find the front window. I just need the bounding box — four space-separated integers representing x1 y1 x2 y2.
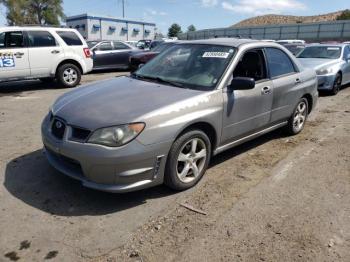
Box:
297 46 342 59
133 44 236 90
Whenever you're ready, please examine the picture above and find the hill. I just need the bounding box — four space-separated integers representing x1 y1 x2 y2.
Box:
232 10 344 28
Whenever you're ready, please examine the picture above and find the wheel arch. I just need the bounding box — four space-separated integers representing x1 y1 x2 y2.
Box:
301 93 313 114
55 59 83 75
175 121 218 153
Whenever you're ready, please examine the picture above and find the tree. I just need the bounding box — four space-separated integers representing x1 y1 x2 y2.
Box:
1 0 65 26
337 9 350 20
168 23 182 38
187 24 196 32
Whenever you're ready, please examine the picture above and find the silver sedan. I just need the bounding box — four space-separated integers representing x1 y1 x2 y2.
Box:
42 39 318 193
297 44 350 95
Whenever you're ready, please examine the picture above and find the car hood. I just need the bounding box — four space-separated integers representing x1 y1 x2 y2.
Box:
52 76 205 130
297 58 339 70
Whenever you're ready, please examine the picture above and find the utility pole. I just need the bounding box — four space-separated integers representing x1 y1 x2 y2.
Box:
122 0 125 18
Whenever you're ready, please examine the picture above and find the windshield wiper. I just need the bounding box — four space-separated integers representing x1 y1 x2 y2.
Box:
131 73 185 88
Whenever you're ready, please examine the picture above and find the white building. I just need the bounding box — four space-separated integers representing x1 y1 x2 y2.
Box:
66 13 156 41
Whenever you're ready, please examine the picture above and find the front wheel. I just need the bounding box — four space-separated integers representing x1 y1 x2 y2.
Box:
330 73 342 96
285 98 308 135
56 63 81 88
164 130 211 191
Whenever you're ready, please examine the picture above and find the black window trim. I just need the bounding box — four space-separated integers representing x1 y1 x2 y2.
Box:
25 30 58 48
232 47 271 85
56 30 83 46
0 30 27 49
264 47 300 80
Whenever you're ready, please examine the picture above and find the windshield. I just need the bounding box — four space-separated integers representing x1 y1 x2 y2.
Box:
285 45 305 55
297 46 342 59
87 41 99 49
152 42 174 53
133 44 236 91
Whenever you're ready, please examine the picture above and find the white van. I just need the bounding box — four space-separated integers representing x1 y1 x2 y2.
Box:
0 26 93 88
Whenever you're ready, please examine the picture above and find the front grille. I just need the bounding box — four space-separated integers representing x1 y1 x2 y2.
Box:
51 118 66 140
71 127 91 142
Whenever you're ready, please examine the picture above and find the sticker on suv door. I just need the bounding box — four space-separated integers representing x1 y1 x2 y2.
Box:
0 53 15 68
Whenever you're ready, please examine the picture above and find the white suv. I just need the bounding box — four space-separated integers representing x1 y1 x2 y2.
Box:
0 27 93 88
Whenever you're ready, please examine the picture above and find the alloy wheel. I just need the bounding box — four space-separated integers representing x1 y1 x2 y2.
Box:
63 68 78 85
176 138 207 183
293 101 307 133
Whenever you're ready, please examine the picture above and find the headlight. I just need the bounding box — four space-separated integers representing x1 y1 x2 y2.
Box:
88 123 145 147
316 68 333 75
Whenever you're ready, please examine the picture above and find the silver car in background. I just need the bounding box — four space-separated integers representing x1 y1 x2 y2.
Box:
42 39 318 193
297 44 350 95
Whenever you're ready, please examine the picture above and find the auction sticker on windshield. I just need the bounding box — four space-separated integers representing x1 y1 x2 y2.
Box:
0 53 15 67
203 52 230 58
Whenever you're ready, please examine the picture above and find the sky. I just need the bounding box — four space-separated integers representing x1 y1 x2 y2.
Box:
0 0 349 34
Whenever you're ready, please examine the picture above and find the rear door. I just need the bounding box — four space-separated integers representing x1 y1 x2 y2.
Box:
112 41 133 68
0 30 30 80
265 47 302 123
221 48 274 145
27 30 64 77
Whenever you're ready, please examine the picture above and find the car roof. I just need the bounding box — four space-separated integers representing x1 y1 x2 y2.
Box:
0 26 77 31
183 38 258 47
306 43 346 47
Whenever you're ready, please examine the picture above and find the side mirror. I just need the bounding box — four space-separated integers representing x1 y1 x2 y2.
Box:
228 77 255 91
346 54 350 62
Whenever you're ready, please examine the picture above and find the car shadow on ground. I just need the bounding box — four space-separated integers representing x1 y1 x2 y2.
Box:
4 149 175 217
0 80 63 96
4 128 287 217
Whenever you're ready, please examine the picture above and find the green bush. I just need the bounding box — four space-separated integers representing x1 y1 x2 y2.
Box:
337 9 350 20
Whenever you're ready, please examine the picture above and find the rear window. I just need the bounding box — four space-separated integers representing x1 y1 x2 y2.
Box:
56 31 83 46
27 31 56 47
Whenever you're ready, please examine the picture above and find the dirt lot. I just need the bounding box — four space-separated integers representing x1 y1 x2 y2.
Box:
0 73 349 262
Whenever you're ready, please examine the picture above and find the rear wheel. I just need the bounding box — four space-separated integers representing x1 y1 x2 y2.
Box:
164 130 211 191
330 73 342 96
285 98 308 135
56 63 81 88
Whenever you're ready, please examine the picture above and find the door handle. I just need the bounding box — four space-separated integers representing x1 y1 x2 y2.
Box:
14 52 24 56
261 86 271 95
51 50 60 54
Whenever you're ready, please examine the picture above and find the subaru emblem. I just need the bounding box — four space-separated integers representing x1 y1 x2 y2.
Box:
55 121 63 129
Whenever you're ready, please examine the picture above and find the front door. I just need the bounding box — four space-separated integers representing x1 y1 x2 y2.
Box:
92 41 115 69
221 49 274 145
0 30 30 80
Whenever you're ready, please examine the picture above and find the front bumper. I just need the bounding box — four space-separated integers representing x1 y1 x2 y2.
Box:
41 114 172 193
317 74 336 90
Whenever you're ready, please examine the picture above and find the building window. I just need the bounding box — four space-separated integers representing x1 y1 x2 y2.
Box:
93 24 100 31
133 28 140 34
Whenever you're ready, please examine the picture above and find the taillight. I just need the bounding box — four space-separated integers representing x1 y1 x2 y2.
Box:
83 48 91 58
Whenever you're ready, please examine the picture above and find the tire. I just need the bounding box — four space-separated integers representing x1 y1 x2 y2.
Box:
56 63 81 88
285 98 308 136
164 130 211 191
330 73 342 96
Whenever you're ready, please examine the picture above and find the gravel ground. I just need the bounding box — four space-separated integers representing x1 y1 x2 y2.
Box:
0 74 349 262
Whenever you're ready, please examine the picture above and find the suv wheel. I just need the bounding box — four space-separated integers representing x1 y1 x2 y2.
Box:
285 98 308 135
164 130 211 191
330 73 342 96
56 63 81 88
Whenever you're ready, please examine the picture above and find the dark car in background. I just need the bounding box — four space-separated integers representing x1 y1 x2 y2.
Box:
136 40 163 50
129 42 178 71
88 40 143 70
